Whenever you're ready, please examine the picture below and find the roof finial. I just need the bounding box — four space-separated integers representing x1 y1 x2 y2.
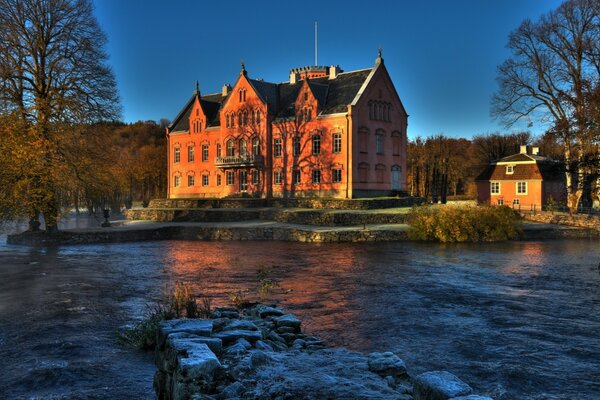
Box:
194 80 200 96
376 47 383 65
240 59 246 76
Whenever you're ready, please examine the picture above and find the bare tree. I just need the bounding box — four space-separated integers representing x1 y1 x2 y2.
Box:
0 0 120 231
492 0 600 212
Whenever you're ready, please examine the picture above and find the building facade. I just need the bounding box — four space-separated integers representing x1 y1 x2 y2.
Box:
476 145 566 209
166 52 408 199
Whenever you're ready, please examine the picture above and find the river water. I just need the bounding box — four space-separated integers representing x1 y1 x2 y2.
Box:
0 227 599 399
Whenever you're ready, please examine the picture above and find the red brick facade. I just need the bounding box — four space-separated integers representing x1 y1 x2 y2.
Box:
167 54 407 199
476 146 566 209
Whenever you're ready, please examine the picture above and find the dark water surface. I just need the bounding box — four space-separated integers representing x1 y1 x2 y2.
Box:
1 235 599 399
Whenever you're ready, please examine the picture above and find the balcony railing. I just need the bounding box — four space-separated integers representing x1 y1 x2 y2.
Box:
214 155 262 168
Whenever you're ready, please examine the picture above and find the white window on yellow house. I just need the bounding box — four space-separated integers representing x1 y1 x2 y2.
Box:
490 181 500 194
506 165 514 174
516 181 527 194
497 199 504 205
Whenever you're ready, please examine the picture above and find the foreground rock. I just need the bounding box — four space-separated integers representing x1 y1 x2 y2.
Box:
153 305 491 400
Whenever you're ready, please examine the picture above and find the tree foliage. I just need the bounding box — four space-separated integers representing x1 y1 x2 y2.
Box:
0 0 121 231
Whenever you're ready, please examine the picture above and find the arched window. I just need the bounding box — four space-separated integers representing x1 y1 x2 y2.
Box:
231 113 235 128
239 138 248 157
252 137 260 155
292 136 301 156
216 143 222 158
251 110 255 125
375 164 386 183
312 134 321 155
358 163 369 182
391 165 401 191
239 90 243 103
238 112 242 127
243 110 248 126
226 139 235 157
256 110 261 124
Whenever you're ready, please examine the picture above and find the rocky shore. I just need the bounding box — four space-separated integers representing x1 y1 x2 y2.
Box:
153 304 492 400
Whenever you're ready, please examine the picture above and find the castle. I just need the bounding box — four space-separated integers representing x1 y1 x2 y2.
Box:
166 51 408 199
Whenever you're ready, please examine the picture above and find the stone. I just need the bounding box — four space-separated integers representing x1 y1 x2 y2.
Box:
211 307 240 319
368 352 407 377
274 314 301 328
214 329 262 344
292 339 306 349
166 332 223 355
276 326 297 334
221 381 245 399
173 342 221 381
249 350 270 368
267 331 286 344
158 319 213 348
254 340 274 351
450 396 494 400
225 338 253 355
414 371 473 400
253 305 285 318
210 317 231 332
223 319 258 331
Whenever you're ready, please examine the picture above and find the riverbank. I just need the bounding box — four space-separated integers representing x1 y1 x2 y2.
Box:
6 218 599 245
152 304 491 400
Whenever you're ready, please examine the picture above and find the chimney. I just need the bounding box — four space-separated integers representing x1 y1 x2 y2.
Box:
329 65 341 79
532 146 539 155
222 84 231 96
520 145 527 154
290 70 299 84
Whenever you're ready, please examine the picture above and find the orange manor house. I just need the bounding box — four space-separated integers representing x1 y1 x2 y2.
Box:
166 51 408 199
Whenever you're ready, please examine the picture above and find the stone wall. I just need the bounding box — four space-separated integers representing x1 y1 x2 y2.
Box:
147 197 425 211
152 305 492 400
521 211 600 231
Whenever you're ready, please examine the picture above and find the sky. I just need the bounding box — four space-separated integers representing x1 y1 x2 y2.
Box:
92 0 563 139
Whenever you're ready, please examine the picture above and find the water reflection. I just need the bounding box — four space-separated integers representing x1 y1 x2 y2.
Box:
1 239 599 399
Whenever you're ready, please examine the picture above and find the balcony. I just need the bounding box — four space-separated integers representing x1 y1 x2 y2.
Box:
215 155 263 168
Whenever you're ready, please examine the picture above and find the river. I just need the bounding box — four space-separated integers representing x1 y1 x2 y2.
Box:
0 228 599 399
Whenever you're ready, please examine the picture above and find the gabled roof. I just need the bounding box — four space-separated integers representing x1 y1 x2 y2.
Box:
168 66 374 130
168 92 227 132
475 159 565 181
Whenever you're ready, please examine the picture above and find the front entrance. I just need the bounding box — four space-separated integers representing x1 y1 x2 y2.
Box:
391 165 401 191
239 170 248 192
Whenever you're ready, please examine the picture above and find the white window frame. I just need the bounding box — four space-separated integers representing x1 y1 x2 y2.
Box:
202 174 209 187
490 181 501 195
274 171 282 185
188 175 195 187
174 175 180 187
516 181 527 195
506 165 514 174
497 199 504 206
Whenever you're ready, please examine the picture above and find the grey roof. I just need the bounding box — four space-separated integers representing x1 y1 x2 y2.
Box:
497 153 552 163
168 67 373 133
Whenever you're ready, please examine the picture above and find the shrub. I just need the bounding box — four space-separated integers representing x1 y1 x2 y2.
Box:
407 204 522 242
119 281 211 350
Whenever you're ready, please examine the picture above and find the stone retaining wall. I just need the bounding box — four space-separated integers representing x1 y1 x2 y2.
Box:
521 211 600 231
153 305 492 400
125 208 410 226
148 197 425 210
7 225 410 246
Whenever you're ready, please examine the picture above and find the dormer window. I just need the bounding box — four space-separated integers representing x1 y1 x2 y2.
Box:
506 165 514 174
304 92 308 101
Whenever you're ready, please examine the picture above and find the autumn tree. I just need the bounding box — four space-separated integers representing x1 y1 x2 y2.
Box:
0 0 120 232
492 0 600 212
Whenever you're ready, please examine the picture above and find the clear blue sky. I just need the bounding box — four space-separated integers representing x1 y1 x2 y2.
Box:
92 0 562 139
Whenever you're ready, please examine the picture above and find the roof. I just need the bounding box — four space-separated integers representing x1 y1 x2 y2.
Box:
168 67 373 132
496 153 552 163
475 160 565 181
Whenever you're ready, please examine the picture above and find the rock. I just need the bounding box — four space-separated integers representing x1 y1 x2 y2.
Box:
275 326 297 334
210 317 231 332
267 331 286 344
223 319 258 331
214 329 262 344
172 341 221 381
450 396 494 400
368 352 407 378
221 381 245 399
158 319 213 348
280 333 300 343
414 371 473 400
249 350 269 368
166 332 223 355
254 340 274 351
212 307 240 319
253 305 284 318
274 314 301 328
292 339 306 349
225 338 253 356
